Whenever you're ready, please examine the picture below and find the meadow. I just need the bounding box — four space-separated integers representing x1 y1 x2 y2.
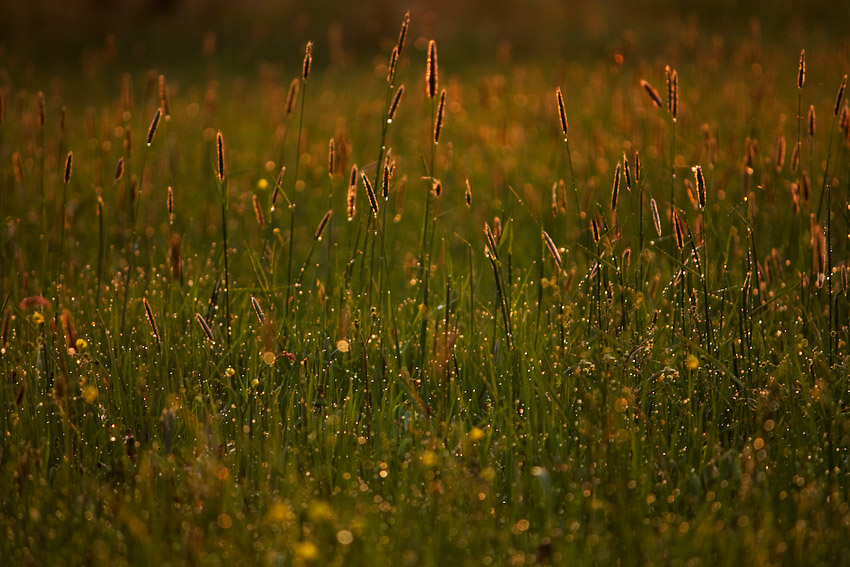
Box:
2 2 850 565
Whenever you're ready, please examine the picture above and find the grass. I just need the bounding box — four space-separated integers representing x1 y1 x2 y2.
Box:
2 4 850 566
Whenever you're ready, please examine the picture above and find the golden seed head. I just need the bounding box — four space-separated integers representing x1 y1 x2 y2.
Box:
556 88 568 141
542 231 562 270
650 198 662 237
285 78 300 117
434 89 447 144
640 80 663 108
302 41 313 81
143 298 160 343
114 157 125 183
397 11 410 57
159 74 171 119
195 313 215 342
361 170 379 216
315 209 332 240
611 162 621 211
775 136 786 172
835 75 847 117
673 211 685 250
216 131 226 181
253 193 265 228
63 151 73 185
808 105 816 137
388 84 405 123
693 165 706 210
797 49 806 89
388 46 399 84
634 151 642 184
382 159 394 199
37 91 45 128
146 108 161 146
328 138 335 176
426 40 438 99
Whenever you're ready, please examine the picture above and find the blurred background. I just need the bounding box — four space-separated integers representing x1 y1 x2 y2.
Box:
3 0 848 76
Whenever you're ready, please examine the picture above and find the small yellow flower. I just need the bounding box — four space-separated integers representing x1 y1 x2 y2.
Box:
32 312 44 326
307 500 335 522
266 500 294 526
82 385 98 404
225 367 236 378
257 178 269 190
468 427 485 442
294 541 319 561
420 450 439 467
336 339 350 353
75 338 88 351
686 354 700 370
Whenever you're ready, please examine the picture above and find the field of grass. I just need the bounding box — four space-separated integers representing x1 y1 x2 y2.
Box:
2 2 850 565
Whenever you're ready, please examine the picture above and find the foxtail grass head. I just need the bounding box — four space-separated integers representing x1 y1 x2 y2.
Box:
426 40 438 99
640 80 663 108
388 84 405 123
302 41 313 81
835 75 847 116
556 88 568 141
216 131 226 181
63 151 73 185
147 108 161 146
434 89 447 143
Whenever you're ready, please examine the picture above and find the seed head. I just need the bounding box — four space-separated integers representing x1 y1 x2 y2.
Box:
542 231 562 270
146 108 161 146
216 131 226 181
397 11 410 56
693 165 706 210
302 41 313 81
673 211 685 250
143 298 160 343
114 157 125 183
808 105 816 138
159 74 171 119
253 194 265 228
775 136 786 172
835 75 847 117
426 40 438 99
63 151 73 185
388 84 405 123
611 162 621 211
315 209 332 240
195 313 215 342
556 88 568 141
434 89 447 143
285 78 299 117
361 170 379 216
650 198 662 236
388 46 399 84
640 80 664 108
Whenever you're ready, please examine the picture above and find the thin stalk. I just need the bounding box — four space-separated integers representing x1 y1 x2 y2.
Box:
286 79 308 316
